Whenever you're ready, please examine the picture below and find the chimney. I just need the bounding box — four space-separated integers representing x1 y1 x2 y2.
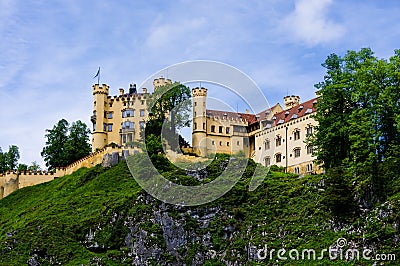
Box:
245 109 249 114
119 88 124 96
142 88 147 94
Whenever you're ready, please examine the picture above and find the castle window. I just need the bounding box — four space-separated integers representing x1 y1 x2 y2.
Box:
108 112 113 119
194 122 197 130
275 153 282 163
294 147 301 158
140 109 145 117
93 123 96 131
237 141 240 146
276 136 282 146
264 157 270 167
212 140 215 145
211 125 215 132
93 111 96 116
219 141 222 146
294 130 300 140
306 163 313 173
307 145 313 155
219 126 223 133
294 167 300 174
104 111 107 118
141 100 144 105
264 139 270 150
140 121 145 129
203 123 205 130
306 126 313 136
122 109 134 118
226 127 230 134
194 112 196 117
227 142 229 146
103 123 107 131
194 101 197 106
108 124 113 132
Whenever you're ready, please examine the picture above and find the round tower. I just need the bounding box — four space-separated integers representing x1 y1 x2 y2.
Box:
283 95 300 110
92 84 110 152
192 87 207 156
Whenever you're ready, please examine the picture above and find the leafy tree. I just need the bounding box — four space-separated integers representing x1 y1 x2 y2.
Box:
313 48 400 206
28 161 42 172
17 164 28 172
41 119 91 169
64 120 92 163
147 82 191 150
6 145 20 171
0 147 6 173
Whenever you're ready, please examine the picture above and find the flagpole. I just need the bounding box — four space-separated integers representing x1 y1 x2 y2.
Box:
98 67 100 85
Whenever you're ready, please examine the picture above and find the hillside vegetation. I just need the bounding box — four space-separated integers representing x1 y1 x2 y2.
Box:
0 153 399 265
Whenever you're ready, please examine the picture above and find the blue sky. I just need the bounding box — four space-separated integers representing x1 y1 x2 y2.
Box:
1 0 400 168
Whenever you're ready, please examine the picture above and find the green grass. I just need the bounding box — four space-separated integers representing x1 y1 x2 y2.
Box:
0 155 399 265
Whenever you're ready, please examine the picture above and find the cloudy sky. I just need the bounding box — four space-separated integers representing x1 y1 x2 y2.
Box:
1 0 400 168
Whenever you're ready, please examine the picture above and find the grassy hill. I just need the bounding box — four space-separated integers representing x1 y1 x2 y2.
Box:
0 154 398 265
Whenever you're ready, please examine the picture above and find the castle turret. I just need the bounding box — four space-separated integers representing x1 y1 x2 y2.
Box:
153 77 172 90
284 95 300 110
192 87 207 156
92 84 110 151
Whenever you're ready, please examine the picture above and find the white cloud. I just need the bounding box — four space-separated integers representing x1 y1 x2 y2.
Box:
282 0 345 46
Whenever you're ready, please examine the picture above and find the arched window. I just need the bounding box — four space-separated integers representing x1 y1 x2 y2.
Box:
264 156 271 167
307 145 313 154
294 147 301 158
276 135 282 146
294 129 300 140
264 139 270 150
275 153 282 163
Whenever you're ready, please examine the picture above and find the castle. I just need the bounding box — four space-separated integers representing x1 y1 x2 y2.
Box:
91 78 321 174
0 77 321 199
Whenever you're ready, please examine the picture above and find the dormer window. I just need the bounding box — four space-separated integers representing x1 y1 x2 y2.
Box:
298 105 303 111
291 114 298 119
305 108 313 114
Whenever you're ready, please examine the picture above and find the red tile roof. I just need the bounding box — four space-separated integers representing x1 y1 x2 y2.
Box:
271 98 317 126
206 109 256 124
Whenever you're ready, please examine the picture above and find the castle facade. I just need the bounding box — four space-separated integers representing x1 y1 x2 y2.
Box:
93 79 321 175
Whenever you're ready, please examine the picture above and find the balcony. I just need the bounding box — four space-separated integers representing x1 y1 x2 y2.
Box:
120 128 135 133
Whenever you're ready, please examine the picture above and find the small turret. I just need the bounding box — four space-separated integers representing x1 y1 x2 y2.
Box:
129 83 137 94
284 95 300 110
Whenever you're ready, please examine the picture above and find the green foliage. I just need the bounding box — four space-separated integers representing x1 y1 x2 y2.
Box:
0 156 399 265
312 48 400 208
0 145 21 172
41 119 91 169
17 163 28 172
28 161 42 172
322 167 356 217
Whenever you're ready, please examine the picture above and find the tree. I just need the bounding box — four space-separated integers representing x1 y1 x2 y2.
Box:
41 119 69 169
17 164 28 172
312 48 400 204
0 147 6 173
64 120 92 163
28 161 42 172
41 119 91 169
6 145 20 171
147 82 191 150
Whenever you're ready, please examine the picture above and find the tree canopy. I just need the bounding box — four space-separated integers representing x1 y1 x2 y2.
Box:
41 119 91 169
0 145 20 172
146 82 191 150
312 48 400 208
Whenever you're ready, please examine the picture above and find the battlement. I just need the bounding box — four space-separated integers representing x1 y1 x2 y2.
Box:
92 84 110 95
192 87 207 97
153 77 172 89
